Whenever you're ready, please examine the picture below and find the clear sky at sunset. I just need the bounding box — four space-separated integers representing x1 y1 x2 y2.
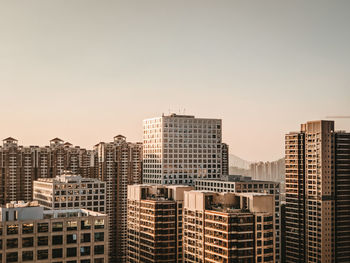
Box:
0 0 349 161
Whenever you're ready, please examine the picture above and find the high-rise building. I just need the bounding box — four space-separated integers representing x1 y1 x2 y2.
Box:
285 120 350 263
183 191 275 263
0 135 142 263
195 176 281 263
127 184 193 263
334 131 350 262
221 143 229 176
0 137 94 205
33 172 106 212
0 201 108 263
95 135 142 263
143 114 222 185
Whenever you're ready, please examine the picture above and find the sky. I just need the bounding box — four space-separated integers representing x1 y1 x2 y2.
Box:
0 0 349 161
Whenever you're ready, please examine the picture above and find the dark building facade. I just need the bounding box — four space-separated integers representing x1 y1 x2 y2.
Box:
221 142 229 176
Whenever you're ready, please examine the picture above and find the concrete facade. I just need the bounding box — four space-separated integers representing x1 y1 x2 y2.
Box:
183 191 275 263
285 120 350 263
143 114 222 185
127 184 193 263
33 172 106 213
0 138 95 205
0 201 108 263
195 177 281 263
95 135 142 263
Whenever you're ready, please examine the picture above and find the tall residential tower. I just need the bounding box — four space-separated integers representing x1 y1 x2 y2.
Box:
95 135 142 263
285 120 350 263
0 138 94 205
127 184 193 263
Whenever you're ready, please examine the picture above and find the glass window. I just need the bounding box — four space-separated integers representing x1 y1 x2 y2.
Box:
52 235 63 245
22 223 34 234
81 260 91 263
6 238 18 249
6 252 18 262
22 237 34 248
67 247 77 257
52 222 63 232
22 250 33 261
94 219 104 229
94 245 104 255
52 248 63 258
80 246 90 256
67 234 77 244
94 259 104 263
6 224 18 235
67 221 78 231
37 236 48 246
94 232 104 242
81 233 91 243
38 223 49 233
37 249 48 260
81 220 91 230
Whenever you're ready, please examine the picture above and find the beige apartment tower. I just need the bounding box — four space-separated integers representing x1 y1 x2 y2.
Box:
95 135 143 263
127 184 194 263
285 120 350 263
183 191 275 263
0 137 95 205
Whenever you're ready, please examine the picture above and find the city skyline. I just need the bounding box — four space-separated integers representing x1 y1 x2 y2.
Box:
0 116 348 162
1 0 349 161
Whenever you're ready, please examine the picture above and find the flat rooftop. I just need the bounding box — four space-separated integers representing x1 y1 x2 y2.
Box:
43 209 106 219
1 201 106 221
195 177 279 184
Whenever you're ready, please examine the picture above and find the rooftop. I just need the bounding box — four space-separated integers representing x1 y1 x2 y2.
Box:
195 176 279 184
37 172 102 184
43 209 106 219
1 201 106 222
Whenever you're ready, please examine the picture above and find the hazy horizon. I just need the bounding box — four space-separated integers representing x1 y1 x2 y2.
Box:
1 0 349 161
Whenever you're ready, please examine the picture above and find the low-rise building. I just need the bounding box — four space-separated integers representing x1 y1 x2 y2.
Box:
0 201 108 263
33 172 106 213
